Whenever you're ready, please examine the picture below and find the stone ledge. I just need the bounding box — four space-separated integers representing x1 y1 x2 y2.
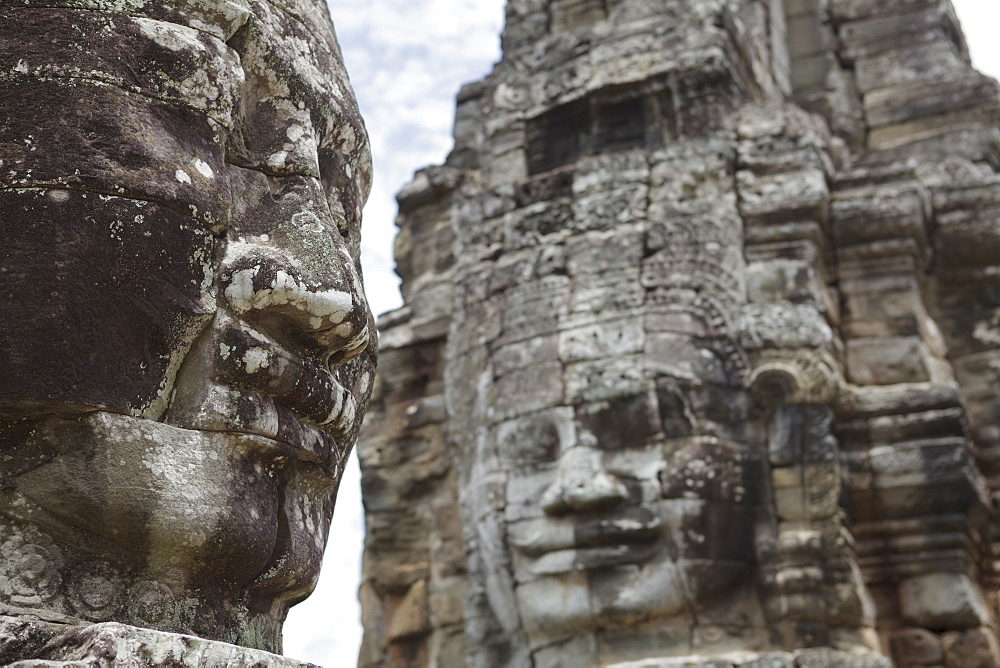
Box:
0 616 314 668
606 649 892 668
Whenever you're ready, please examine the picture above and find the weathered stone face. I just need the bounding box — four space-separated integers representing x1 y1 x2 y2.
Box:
0 0 374 657
459 290 769 656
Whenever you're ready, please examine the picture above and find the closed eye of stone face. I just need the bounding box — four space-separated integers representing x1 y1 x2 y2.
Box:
317 146 367 251
499 417 561 467
576 392 662 451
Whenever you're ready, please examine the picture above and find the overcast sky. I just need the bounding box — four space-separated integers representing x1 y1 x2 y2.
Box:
283 2 1000 664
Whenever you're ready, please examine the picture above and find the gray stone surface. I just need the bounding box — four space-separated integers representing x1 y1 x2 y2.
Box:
0 616 315 667
0 0 375 661
359 0 1000 667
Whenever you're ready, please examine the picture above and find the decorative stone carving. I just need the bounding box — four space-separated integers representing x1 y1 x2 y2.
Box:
0 0 374 660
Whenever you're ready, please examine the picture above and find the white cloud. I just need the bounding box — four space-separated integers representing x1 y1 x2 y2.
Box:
282 452 366 664
335 0 505 318
285 1 1000 665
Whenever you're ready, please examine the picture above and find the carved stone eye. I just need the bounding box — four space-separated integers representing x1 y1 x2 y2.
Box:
577 392 660 450
659 437 761 506
499 417 560 466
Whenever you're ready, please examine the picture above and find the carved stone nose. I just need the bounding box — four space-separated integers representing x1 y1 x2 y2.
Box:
220 243 370 365
541 439 628 515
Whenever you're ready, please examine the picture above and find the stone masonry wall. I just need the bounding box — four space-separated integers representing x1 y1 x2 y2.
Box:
358 0 1000 666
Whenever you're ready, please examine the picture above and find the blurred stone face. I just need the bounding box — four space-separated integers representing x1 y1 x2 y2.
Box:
444 157 773 655
466 307 767 657
0 0 373 652
430 111 779 656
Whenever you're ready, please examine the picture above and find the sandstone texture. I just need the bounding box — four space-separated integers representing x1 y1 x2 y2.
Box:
0 0 375 661
358 0 1000 667
0 616 316 667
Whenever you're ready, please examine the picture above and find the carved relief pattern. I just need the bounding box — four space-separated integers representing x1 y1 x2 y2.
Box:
66 562 126 622
0 528 63 608
0 522 187 631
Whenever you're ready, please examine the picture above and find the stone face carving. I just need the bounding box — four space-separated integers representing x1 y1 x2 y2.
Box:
359 0 1000 667
0 0 374 660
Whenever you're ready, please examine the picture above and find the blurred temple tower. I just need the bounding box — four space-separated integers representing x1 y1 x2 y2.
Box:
357 0 1000 666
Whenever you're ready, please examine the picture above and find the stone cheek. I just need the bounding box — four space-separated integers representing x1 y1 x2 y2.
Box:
0 190 216 420
0 529 64 609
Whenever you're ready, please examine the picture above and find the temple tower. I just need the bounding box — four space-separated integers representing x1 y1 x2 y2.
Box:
358 1 1000 666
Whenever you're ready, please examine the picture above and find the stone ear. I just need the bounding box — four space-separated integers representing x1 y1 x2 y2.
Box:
749 350 840 407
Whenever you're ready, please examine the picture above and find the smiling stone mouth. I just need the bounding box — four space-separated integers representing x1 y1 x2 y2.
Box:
511 507 663 560
521 519 663 576
573 513 663 550
161 333 364 471
219 396 343 462
215 325 360 434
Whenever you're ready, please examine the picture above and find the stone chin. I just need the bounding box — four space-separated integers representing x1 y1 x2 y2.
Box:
513 533 752 648
515 557 691 640
0 408 342 652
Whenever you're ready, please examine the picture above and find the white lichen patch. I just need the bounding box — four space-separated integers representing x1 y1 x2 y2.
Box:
126 16 244 129
266 151 288 169
225 263 355 328
189 244 217 307
13 59 28 74
108 216 125 239
358 371 373 395
223 265 260 311
335 323 354 338
193 158 215 179
243 347 270 374
175 169 192 185
184 0 251 41
286 124 305 142
242 41 291 100
135 17 205 53
179 69 220 107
